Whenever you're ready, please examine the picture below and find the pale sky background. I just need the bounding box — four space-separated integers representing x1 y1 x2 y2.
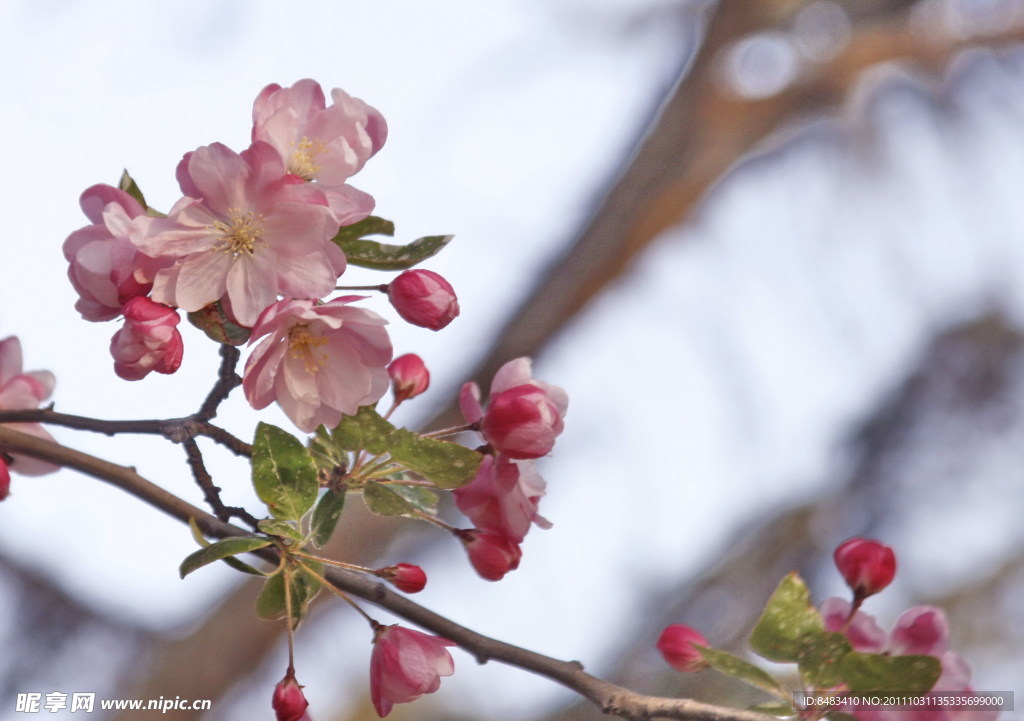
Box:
2 1 1024 719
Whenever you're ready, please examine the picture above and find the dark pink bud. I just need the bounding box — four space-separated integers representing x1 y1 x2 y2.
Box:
834 538 896 599
481 386 564 459
387 354 430 403
460 529 521 581
378 563 427 593
656 624 710 673
110 297 184 381
272 670 309 721
0 458 10 501
387 270 459 331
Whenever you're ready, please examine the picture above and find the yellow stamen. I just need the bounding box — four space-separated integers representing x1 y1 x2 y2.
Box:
289 136 325 180
211 209 264 257
288 324 328 374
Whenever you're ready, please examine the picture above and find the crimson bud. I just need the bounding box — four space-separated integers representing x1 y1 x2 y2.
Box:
272 669 309 721
378 563 428 593
656 624 710 673
834 537 896 599
387 354 430 403
387 270 459 331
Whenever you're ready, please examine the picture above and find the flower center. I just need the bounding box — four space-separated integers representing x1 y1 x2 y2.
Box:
288 324 328 374
288 137 325 180
212 210 264 257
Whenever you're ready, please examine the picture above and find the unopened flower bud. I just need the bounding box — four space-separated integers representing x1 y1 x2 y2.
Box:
272 670 309 721
834 537 896 599
656 624 710 673
0 458 10 501
378 563 427 593
110 297 184 381
387 354 430 403
460 529 521 581
387 270 459 331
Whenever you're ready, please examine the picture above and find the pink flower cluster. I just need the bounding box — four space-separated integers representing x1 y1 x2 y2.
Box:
454 358 566 580
0 337 59 487
63 80 461 431
821 599 994 721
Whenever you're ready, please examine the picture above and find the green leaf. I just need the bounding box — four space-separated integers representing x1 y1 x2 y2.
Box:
308 426 349 474
186 518 266 576
118 169 148 209
179 536 273 578
330 406 395 455
310 487 347 548
362 481 417 516
187 301 252 346
338 233 455 271
331 215 395 246
798 632 853 689
388 429 482 489
840 653 941 697
388 483 439 515
252 423 319 521
697 647 791 701
257 519 305 543
255 563 323 628
750 573 825 662
748 703 798 718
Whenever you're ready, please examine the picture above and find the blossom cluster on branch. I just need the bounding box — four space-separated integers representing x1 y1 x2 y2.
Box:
0 77 997 721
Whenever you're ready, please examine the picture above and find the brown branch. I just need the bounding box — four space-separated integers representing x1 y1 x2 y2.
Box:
0 424 776 721
196 344 243 421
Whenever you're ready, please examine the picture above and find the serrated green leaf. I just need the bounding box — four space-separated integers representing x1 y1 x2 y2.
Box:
750 573 825 663
748 703 797 717
310 487 346 548
257 519 305 542
697 647 790 701
338 233 454 271
252 423 319 521
840 653 941 697
332 215 395 246
331 406 395 455
387 429 482 488
798 631 852 689
255 562 323 629
179 536 273 578
187 301 251 346
118 169 148 209
363 481 416 516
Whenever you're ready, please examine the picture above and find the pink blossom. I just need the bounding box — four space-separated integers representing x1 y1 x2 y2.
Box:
460 529 522 581
0 458 9 501
387 354 430 403
821 599 993 721
656 624 710 673
377 563 427 593
834 537 897 599
271 670 309 721
453 454 551 544
243 298 392 432
252 79 386 224
369 624 455 717
133 141 344 327
0 337 58 476
461 358 568 460
109 297 184 381
63 184 164 321
387 270 459 331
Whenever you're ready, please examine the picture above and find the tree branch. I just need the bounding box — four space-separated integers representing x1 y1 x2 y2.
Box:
0 425 776 721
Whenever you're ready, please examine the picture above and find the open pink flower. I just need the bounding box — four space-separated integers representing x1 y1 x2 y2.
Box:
369 624 455 717
243 297 392 432
453 454 550 544
63 184 164 321
0 337 58 476
133 141 344 327
461 358 568 459
252 79 386 224
109 297 184 381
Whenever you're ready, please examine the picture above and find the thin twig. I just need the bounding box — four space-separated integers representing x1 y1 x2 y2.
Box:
182 437 260 529
0 425 776 721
